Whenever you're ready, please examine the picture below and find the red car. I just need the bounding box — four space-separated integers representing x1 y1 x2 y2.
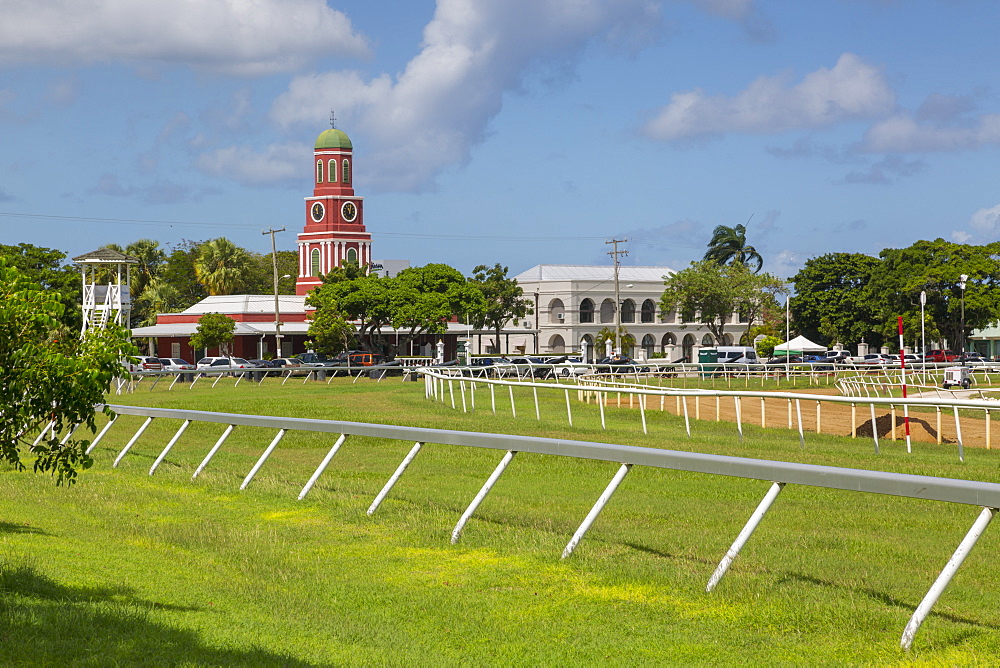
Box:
925 349 959 363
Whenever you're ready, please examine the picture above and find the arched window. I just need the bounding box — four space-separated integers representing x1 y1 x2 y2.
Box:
316 160 323 184
662 308 676 323
310 248 320 276
682 334 696 363
702 334 714 346
549 298 565 324
599 298 615 323
580 298 595 324
328 159 337 182
621 299 636 323
723 334 734 345
548 334 565 353
641 299 656 323
342 159 351 184
346 247 358 264
642 334 655 358
661 332 677 353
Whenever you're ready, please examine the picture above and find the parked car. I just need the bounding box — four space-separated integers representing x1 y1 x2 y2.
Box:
825 350 852 362
271 357 303 368
862 353 893 366
127 356 163 372
546 355 591 377
295 352 337 367
157 358 195 372
594 356 650 373
346 351 385 367
196 357 252 370
926 349 959 363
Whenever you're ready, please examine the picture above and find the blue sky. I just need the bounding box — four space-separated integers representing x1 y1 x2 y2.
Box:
2 0 999 280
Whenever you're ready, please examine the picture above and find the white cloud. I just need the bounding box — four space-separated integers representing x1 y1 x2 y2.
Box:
642 53 895 141
861 112 1000 153
969 204 1000 235
196 142 307 186
0 0 369 75
269 0 660 191
947 204 1000 245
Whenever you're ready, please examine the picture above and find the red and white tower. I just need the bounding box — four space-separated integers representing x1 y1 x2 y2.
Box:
296 127 372 296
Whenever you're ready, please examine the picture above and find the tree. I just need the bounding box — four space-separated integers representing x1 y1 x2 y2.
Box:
790 253 882 348
703 223 763 273
0 260 136 485
306 271 394 355
867 239 1000 351
189 313 236 356
594 326 635 357
194 237 255 296
660 260 786 345
102 239 168 326
0 243 81 330
244 250 300 295
160 240 209 312
755 335 783 359
391 264 484 355
469 263 532 356
307 306 354 355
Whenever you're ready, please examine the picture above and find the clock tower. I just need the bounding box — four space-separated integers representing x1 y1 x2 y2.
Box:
295 126 372 296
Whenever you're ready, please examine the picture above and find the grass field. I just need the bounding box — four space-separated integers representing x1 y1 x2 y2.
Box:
3 376 1000 664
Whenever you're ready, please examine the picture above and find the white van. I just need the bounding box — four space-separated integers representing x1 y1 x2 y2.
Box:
716 346 758 364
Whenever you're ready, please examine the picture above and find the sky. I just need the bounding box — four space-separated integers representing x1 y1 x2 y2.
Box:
1 0 999 280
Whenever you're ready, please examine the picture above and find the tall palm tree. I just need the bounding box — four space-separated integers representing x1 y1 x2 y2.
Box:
194 238 254 295
703 223 764 273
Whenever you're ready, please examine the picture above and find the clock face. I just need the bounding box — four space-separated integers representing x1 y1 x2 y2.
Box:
341 201 358 222
310 201 325 222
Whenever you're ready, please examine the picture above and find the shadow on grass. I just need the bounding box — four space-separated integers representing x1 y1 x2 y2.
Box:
777 571 1000 631
0 522 49 536
0 560 313 666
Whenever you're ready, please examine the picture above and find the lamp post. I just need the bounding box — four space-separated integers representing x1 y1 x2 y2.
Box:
920 290 926 371
959 274 968 366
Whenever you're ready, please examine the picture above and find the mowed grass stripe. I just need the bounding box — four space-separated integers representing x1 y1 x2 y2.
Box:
1 377 999 664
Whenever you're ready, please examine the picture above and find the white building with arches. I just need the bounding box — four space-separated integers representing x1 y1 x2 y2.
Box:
480 264 753 361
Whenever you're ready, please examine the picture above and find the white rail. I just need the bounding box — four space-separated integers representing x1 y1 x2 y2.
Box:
87 402 1000 651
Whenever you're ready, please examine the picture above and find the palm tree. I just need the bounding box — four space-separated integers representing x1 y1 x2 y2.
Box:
704 223 763 273
194 238 254 295
134 276 179 326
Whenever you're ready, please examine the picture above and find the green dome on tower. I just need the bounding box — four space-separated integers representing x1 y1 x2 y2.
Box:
315 128 353 150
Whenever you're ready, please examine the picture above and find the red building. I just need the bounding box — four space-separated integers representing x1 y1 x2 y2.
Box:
132 126 378 360
296 128 371 295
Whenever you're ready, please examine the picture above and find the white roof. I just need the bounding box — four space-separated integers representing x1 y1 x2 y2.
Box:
130 321 312 338
177 294 307 315
514 264 673 283
773 335 826 352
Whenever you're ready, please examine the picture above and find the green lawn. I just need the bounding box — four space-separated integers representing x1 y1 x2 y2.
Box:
2 376 1000 664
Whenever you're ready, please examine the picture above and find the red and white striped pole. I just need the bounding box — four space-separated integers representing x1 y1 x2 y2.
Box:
899 316 911 450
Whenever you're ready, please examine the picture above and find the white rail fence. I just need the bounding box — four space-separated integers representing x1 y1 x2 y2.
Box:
421 368 1000 461
63 403 1000 651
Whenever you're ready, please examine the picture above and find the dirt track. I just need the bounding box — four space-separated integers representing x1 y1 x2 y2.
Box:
607 388 996 449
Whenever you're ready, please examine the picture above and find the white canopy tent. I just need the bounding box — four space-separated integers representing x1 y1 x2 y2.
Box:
773 335 826 357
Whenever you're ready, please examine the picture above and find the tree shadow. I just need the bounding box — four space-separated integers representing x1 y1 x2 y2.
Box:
0 521 49 536
0 560 314 665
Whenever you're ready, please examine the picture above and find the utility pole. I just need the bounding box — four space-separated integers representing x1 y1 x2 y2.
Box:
606 238 628 355
262 227 286 358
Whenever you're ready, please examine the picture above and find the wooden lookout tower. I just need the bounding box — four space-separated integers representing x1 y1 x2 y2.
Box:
73 248 138 336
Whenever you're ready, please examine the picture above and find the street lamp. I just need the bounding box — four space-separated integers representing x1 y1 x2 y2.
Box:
959 274 968 366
